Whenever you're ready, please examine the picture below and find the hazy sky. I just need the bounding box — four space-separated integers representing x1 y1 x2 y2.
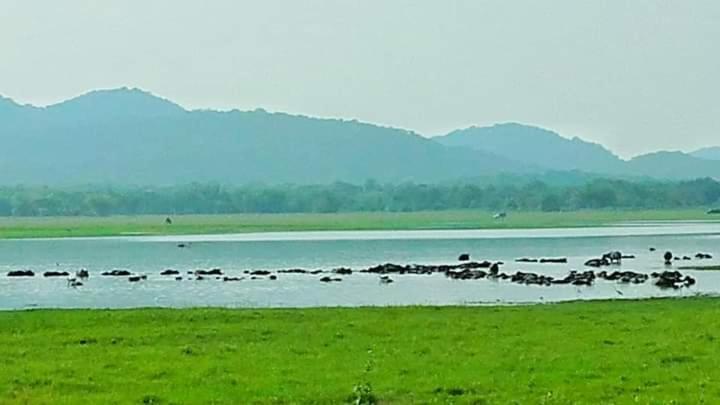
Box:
1 0 718 157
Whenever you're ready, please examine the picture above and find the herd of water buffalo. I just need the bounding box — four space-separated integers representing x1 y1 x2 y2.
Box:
3 247 711 291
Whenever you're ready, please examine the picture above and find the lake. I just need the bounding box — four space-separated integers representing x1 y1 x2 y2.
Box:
1 222 719 310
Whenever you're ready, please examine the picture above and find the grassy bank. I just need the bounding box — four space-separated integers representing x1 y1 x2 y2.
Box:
2 298 720 403
0 208 715 239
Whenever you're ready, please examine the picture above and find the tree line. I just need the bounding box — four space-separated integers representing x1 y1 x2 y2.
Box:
0 178 719 217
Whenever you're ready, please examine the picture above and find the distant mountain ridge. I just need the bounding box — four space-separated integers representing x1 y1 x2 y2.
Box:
0 87 719 185
0 88 527 185
436 123 720 180
691 147 720 161
436 123 625 174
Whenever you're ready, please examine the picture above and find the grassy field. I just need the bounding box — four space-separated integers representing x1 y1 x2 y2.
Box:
1 298 720 404
0 209 715 239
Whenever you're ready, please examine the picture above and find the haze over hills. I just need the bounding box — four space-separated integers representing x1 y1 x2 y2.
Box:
437 124 625 174
691 147 720 161
436 124 720 180
0 88 719 185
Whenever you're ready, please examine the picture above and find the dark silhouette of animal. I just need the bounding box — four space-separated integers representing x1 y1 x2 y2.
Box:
76 269 89 279
196 269 223 276
43 271 70 277
602 251 622 264
458 253 470 261
102 270 132 276
653 271 695 289
584 258 609 267
165 217 173 225
8 270 35 277
539 258 568 264
664 251 673 265
67 277 83 288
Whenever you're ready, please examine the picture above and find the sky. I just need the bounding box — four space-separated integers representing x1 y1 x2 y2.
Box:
1 0 718 158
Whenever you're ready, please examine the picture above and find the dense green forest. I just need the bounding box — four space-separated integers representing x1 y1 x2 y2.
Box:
0 178 719 217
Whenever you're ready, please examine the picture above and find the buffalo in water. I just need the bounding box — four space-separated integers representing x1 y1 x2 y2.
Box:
602 251 622 265
584 258 610 268
7 270 35 277
195 269 223 276
43 271 70 277
102 270 132 276
652 271 695 289
67 278 83 288
664 251 673 265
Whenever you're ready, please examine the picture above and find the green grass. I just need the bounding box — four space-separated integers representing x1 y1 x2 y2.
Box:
2 298 720 403
0 208 715 239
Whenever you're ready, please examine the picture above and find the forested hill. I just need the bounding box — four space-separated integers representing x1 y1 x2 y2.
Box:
0 88 525 185
1 88 720 185
436 123 720 179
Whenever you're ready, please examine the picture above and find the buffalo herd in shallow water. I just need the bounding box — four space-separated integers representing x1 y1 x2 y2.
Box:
4 249 714 291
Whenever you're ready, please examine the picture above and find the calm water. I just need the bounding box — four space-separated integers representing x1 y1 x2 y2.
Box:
1 223 719 310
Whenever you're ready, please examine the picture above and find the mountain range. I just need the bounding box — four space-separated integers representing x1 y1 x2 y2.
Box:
0 88 718 185
691 147 720 161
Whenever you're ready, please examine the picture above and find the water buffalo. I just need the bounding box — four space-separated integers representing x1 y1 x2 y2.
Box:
43 271 70 277
584 258 609 268
602 251 622 265
664 251 673 265
539 258 568 264
7 270 35 277
196 269 223 276
102 270 131 276
380 275 394 284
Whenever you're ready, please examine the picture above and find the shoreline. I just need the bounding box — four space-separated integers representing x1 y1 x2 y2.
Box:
2 294 714 313
0 209 717 240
